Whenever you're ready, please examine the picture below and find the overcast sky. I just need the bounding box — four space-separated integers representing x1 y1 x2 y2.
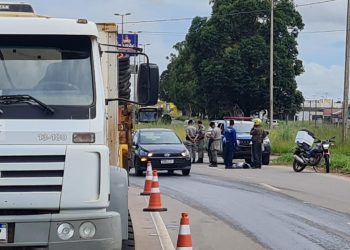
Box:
18 0 348 100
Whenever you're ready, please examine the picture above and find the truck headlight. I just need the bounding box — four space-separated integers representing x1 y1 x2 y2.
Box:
57 223 74 240
79 222 96 239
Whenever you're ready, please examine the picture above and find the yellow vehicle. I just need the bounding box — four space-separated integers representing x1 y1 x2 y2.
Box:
158 100 181 119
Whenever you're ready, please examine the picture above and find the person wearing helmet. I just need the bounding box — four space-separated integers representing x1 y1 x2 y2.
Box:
250 118 266 168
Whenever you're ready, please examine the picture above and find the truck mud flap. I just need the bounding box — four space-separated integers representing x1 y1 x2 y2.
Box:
122 210 135 250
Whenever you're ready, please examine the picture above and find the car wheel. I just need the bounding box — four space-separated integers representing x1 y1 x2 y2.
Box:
245 158 252 164
135 166 143 176
262 154 270 165
182 169 190 176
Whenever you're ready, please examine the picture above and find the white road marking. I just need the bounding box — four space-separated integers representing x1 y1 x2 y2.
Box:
143 197 175 250
260 183 281 192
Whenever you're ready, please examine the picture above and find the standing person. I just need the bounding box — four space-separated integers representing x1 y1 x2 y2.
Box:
185 120 197 163
223 120 237 169
208 122 222 167
195 120 206 163
250 118 267 169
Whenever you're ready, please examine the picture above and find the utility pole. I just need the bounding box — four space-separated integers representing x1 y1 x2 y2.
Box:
302 101 305 122
269 0 274 129
309 100 311 124
343 0 350 142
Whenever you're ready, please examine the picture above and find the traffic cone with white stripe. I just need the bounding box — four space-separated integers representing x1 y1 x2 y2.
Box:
140 161 153 196
143 170 167 212
177 213 192 250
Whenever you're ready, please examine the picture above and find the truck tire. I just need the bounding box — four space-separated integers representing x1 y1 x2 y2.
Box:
118 56 131 101
122 211 135 250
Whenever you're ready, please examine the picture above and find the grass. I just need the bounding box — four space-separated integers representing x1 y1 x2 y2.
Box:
136 120 350 173
269 121 350 173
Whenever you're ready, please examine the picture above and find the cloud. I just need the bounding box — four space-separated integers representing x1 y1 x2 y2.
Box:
296 63 344 100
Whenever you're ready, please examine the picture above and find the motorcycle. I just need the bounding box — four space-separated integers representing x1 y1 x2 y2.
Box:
293 129 335 173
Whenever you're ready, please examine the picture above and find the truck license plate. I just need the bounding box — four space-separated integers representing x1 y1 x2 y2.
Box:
161 159 174 164
0 223 7 243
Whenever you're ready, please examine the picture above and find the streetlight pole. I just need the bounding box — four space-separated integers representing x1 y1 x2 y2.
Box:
139 43 151 63
114 12 131 45
128 31 142 102
343 0 350 142
269 0 274 129
139 43 151 53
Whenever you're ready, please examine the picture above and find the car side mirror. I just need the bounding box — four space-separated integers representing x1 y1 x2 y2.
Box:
137 63 159 106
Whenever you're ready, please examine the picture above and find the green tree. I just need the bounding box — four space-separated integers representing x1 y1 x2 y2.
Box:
162 0 305 118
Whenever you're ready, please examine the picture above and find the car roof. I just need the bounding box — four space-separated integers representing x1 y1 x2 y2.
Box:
211 120 254 125
137 128 173 132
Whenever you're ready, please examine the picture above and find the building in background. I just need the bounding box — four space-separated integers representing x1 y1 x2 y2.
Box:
295 99 349 123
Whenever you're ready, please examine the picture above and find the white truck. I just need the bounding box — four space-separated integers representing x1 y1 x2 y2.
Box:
0 3 158 249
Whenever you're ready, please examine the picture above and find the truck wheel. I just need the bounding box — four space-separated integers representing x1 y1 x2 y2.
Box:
262 154 270 165
122 211 135 250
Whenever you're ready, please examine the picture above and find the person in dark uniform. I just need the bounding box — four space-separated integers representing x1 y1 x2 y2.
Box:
223 120 237 169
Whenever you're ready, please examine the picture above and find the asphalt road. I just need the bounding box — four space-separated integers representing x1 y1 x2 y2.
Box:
130 164 350 250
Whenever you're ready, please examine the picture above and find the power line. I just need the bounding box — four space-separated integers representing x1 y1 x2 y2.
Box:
119 0 339 25
295 0 339 7
301 29 345 34
121 10 267 25
136 28 346 37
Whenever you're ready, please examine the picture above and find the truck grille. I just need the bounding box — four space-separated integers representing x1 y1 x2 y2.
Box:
0 153 65 210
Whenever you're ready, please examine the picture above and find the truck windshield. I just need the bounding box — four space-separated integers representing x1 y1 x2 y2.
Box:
0 35 95 119
0 35 93 106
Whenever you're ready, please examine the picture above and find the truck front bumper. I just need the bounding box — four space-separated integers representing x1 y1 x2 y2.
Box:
0 211 122 250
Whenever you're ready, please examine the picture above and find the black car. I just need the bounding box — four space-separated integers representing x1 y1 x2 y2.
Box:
131 128 191 176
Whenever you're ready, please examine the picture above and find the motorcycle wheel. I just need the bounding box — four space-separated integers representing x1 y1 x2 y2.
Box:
293 159 306 172
324 155 330 173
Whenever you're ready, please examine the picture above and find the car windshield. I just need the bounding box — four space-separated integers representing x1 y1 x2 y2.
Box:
139 131 181 144
138 109 158 122
234 123 254 133
0 35 93 106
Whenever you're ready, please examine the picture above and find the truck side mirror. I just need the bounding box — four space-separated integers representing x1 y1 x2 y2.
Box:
137 63 159 106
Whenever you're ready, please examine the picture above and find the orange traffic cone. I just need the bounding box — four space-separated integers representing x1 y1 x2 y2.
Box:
176 213 192 250
140 161 153 196
143 170 167 212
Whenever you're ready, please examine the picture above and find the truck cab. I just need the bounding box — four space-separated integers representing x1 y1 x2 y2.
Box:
0 3 159 249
